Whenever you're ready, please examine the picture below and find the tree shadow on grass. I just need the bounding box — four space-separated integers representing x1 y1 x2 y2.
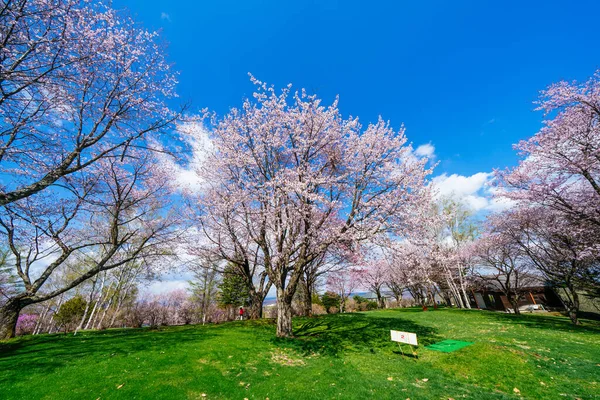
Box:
0 325 215 380
273 313 441 356
477 309 600 335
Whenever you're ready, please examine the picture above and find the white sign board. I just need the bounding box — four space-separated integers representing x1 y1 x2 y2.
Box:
391 330 418 346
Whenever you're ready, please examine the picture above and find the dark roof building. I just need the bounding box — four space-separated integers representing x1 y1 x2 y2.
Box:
470 275 565 312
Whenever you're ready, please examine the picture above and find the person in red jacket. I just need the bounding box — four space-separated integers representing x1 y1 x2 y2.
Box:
238 306 244 320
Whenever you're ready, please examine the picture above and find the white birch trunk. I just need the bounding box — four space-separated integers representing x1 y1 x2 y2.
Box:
75 276 98 335
85 273 107 330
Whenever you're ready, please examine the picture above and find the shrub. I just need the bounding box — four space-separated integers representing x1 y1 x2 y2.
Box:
311 303 327 315
16 314 38 336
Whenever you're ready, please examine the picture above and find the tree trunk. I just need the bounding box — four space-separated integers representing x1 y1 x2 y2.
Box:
0 299 23 340
33 301 52 335
446 274 464 308
247 289 266 319
75 276 98 335
96 293 115 330
442 292 453 307
85 274 106 330
454 261 472 309
567 287 580 325
47 294 65 334
376 289 385 309
94 282 115 329
110 280 134 327
509 296 521 315
276 288 293 338
302 279 313 317
461 285 472 309
109 296 124 328
390 287 403 303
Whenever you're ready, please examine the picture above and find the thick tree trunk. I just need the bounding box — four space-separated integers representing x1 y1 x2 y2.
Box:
301 278 313 317
276 288 293 338
390 287 403 304
509 296 521 315
376 289 385 309
0 299 23 340
427 286 437 308
248 290 265 319
567 287 580 325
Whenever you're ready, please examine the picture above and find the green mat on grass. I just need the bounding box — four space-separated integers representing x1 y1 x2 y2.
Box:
425 339 473 353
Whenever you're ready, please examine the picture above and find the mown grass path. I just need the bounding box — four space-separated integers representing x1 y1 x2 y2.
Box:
1 308 598 399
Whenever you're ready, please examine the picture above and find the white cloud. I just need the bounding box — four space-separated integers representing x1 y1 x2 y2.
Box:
431 172 513 213
157 121 213 193
160 12 171 22
415 143 436 159
432 172 491 198
486 196 516 212
145 279 189 294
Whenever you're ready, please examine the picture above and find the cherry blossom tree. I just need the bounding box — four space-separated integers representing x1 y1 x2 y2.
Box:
15 313 37 335
0 0 180 206
358 255 389 309
385 201 471 309
192 191 272 320
326 268 363 313
195 78 431 337
493 70 600 323
0 156 179 339
299 244 352 316
387 241 438 307
496 70 600 255
470 217 539 315
488 208 598 324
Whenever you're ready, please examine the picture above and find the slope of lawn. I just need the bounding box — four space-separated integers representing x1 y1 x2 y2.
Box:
1 308 599 400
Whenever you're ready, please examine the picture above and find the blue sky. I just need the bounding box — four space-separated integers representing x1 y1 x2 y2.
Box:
117 0 599 179
113 0 600 292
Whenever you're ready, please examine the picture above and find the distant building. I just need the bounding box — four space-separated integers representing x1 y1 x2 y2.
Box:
471 276 564 312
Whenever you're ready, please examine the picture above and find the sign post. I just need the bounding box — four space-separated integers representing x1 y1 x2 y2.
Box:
391 330 418 358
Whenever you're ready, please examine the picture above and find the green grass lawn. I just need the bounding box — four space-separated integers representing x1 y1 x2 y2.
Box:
1 308 599 400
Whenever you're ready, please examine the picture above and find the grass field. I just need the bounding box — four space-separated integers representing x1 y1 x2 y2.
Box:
1 308 599 399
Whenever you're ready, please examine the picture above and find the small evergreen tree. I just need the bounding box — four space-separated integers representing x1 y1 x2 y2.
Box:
55 296 87 332
321 291 341 313
218 264 250 310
